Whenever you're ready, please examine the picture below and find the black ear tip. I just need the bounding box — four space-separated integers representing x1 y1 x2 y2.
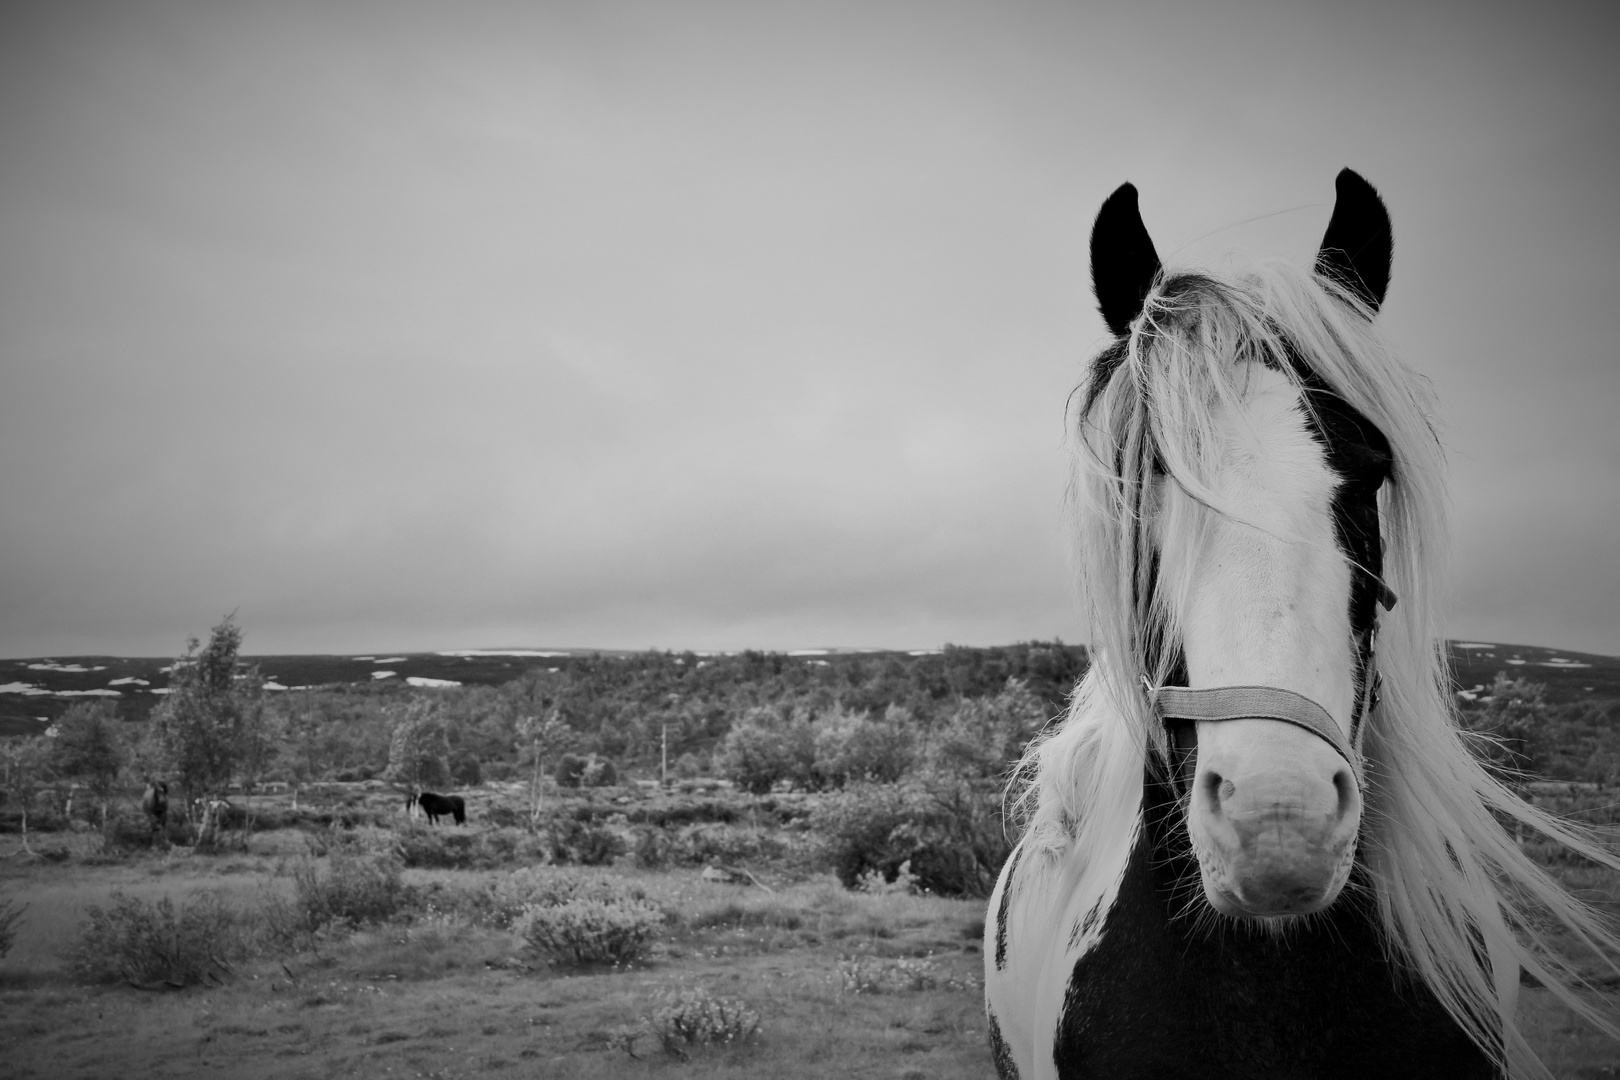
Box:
1335 168 1379 204
1102 181 1140 207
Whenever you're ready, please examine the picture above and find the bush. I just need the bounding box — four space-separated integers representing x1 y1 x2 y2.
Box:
516 895 663 967
543 818 626 865
555 753 588 788
632 826 674 869
102 811 162 851
676 823 783 866
278 852 409 936
640 987 761 1057
485 868 653 929
811 779 1006 897
718 708 816 794
395 823 479 869
68 890 257 986
812 706 915 788
838 954 949 993
556 753 620 788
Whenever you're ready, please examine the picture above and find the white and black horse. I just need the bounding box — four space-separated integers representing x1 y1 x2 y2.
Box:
984 170 1619 1078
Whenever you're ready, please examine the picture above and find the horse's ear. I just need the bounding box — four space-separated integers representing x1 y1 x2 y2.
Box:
1091 182 1162 337
1315 168 1392 313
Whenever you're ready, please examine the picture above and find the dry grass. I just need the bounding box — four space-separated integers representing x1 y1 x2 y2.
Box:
1 822 1616 1079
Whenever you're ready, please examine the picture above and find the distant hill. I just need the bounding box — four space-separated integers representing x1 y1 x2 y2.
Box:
1 640 1616 739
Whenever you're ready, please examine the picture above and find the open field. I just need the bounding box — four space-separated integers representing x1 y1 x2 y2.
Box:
0 827 993 1080
3 779 1619 1079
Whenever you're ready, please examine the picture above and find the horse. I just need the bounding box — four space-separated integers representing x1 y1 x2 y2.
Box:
983 169 1620 1079
140 779 168 832
416 791 466 826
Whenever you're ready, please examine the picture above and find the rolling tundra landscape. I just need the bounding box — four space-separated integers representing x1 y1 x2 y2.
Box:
2 635 1618 1078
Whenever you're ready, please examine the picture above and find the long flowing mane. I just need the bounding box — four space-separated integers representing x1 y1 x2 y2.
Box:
1013 257 1620 1077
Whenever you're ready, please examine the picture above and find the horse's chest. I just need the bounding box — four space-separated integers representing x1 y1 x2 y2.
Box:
1052 827 1495 1080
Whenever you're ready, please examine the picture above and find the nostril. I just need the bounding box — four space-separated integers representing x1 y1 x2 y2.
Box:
1332 768 1359 816
1200 771 1235 807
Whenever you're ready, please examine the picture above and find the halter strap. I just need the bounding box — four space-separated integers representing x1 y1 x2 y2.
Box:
1148 683 1365 784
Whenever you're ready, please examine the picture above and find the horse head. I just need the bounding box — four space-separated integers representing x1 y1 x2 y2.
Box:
1088 169 1395 919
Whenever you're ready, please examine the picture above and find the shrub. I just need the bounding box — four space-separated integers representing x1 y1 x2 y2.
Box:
543 818 626 865
279 852 409 935
838 954 948 994
641 987 761 1057
486 868 653 929
102 811 163 851
581 756 618 787
516 895 663 967
811 779 1005 897
717 708 815 794
632 826 674 869
676 823 783 866
395 823 479 869
555 753 587 788
812 706 915 788
68 890 257 986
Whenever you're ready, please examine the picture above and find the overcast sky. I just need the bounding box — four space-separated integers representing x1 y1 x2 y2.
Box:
2 0 1616 659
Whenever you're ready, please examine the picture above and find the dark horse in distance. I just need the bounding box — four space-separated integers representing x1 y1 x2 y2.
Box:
141 780 168 834
415 791 466 825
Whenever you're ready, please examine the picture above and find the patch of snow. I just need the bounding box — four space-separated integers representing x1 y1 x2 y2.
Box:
352 656 375 661
263 681 290 691
908 649 942 657
1506 659 1525 665
371 671 396 680
548 667 559 673
374 657 407 664
437 649 570 658
108 676 149 686
55 689 121 697
406 676 461 688
150 687 173 695
1540 659 1590 668
1453 643 1496 650
28 662 104 673
787 649 829 657
807 659 830 666
0 682 49 695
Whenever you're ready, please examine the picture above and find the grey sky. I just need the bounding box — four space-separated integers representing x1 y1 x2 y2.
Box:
2 0 1616 658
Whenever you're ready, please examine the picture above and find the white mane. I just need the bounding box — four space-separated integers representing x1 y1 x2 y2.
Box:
1014 258 1620 1078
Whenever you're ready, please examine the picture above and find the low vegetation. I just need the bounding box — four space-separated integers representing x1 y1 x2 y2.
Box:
1 621 1617 1076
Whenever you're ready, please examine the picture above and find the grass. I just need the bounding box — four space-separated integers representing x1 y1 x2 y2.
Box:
1 799 1617 1079
0 838 992 1079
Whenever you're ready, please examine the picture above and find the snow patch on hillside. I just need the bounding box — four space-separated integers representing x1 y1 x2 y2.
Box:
437 649 570 658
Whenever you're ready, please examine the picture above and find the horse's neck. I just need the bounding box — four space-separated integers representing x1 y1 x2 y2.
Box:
1048 767 1496 1079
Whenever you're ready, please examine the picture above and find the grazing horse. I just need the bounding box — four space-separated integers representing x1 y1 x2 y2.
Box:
416 791 466 826
984 170 1620 1079
140 780 168 832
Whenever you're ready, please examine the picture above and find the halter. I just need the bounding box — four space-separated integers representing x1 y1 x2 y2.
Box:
1143 585 1394 791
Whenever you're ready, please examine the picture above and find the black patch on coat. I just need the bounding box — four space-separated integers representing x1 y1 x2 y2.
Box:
1049 769 1498 1079
989 1008 1021 1080
995 843 1025 971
